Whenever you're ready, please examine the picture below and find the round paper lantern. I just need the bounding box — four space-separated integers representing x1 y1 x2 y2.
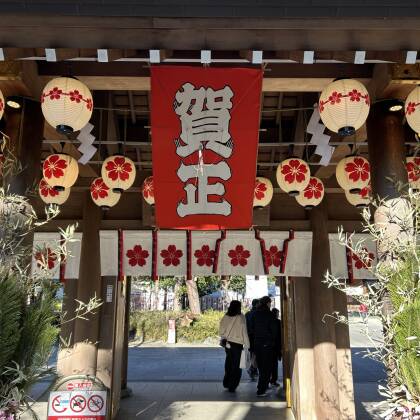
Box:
142 176 155 205
41 77 93 134
38 179 70 205
0 89 4 121
319 79 370 136
296 177 324 209
90 177 121 210
276 158 310 196
336 156 370 193
406 156 420 190
253 177 273 208
101 155 136 193
42 154 79 191
345 188 371 208
405 86 420 133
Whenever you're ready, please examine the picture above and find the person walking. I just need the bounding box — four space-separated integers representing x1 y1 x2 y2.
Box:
249 296 278 397
270 308 282 387
245 298 259 381
219 300 250 392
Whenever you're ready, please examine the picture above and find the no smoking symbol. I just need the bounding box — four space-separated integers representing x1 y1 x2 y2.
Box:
88 395 104 412
70 395 86 412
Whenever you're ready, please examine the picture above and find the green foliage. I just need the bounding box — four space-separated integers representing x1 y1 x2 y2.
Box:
229 276 246 294
130 310 224 343
393 300 420 400
0 276 23 374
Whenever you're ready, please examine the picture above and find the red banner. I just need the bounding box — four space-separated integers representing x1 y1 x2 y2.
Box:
151 66 263 230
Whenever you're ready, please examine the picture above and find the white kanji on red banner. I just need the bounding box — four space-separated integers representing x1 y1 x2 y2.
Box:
123 231 153 277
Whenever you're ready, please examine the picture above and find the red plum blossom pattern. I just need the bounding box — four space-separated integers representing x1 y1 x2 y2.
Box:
228 245 251 267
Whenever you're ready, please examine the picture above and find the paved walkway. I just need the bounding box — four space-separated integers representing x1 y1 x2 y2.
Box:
22 317 385 419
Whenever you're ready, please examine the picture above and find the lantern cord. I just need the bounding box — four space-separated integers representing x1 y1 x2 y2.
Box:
60 141 65 152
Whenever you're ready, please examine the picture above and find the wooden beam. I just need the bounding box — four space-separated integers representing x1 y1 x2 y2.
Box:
39 75 371 92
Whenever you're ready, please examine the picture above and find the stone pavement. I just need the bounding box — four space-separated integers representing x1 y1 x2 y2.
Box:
22 317 386 420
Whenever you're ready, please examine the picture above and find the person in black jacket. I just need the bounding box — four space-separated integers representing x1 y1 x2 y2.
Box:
245 299 259 380
270 308 282 387
248 296 278 397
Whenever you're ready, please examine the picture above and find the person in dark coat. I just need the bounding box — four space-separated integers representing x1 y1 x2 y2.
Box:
245 299 259 380
270 307 282 387
248 296 278 397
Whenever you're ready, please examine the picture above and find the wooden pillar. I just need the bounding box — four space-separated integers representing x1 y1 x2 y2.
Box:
121 276 131 393
309 200 340 420
366 99 408 200
70 192 102 376
290 277 316 420
3 98 44 195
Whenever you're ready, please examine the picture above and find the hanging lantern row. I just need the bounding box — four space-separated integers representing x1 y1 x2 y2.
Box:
42 154 79 191
142 176 155 206
276 158 310 196
336 156 370 193
41 77 93 134
90 177 121 210
38 178 70 205
101 155 136 193
253 177 273 208
296 177 324 209
345 186 371 208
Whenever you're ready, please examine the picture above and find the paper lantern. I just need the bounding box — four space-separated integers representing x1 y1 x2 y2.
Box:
142 176 155 205
38 179 70 205
42 154 79 191
276 158 310 196
296 177 324 209
0 89 4 121
405 86 420 133
319 79 370 136
345 188 371 208
90 177 121 210
41 77 93 134
406 156 420 190
253 177 273 208
336 156 370 193
101 155 136 193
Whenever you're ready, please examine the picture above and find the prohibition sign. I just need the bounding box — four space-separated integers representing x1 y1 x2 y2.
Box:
88 394 104 412
70 395 86 412
52 395 67 413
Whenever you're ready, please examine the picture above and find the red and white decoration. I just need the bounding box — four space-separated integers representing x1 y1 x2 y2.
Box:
336 156 370 193
0 89 4 121
41 77 93 133
151 66 263 229
90 177 121 209
329 233 377 280
276 158 310 196
405 86 420 133
38 178 70 205
406 156 420 190
31 232 82 280
319 79 370 136
101 155 136 193
142 176 155 205
253 177 273 208
43 154 79 190
345 186 371 208
99 230 313 277
295 177 324 209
